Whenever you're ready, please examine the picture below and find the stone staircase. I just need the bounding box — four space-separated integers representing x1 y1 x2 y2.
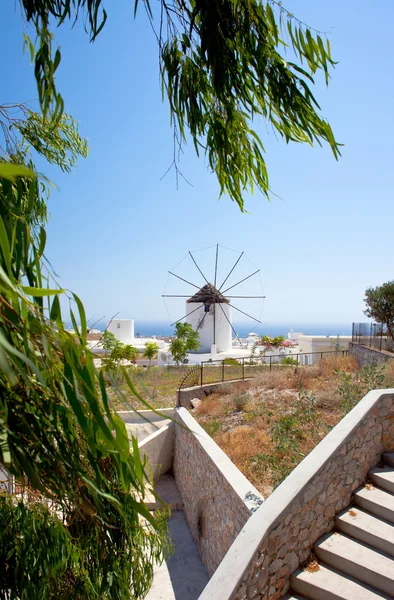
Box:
285 453 394 600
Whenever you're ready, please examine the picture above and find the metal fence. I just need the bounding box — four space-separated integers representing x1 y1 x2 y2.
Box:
178 349 349 390
352 322 393 353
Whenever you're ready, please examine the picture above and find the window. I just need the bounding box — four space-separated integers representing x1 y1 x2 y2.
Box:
117 323 120 329
204 304 210 312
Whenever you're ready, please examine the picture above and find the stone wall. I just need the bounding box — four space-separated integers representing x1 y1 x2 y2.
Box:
199 389 394 600
173 408 263 577
178 379 252 408
349 342 394 367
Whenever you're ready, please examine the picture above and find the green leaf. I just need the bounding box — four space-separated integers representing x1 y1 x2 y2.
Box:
0 164 34 181
22 286 65 297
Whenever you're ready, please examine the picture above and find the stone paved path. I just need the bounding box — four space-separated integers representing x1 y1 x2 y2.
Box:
146 476 208 600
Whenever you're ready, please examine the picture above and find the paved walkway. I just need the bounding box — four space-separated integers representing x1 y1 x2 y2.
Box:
146 476 208 600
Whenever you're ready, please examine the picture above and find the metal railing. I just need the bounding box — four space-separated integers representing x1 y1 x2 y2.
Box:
352 322 393 353
178 349 349 390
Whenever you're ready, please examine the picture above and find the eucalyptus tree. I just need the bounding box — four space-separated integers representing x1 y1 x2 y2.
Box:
0 69 168 600
19 0 340 211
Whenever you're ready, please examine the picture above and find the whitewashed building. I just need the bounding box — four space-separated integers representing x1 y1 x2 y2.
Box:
186 284 232 354
107 319 135 345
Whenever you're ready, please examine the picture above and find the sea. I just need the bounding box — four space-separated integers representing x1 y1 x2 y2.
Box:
90 321 352 338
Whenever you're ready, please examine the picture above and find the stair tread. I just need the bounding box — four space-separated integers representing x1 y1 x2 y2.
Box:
291 564 391 600
315 532 394 595
354 485 394 522
336 507 394 556
369 466 394 490
382 452 394 467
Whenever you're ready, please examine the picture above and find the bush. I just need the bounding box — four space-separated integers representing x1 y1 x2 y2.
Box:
281 356 298 366
233 393 250 412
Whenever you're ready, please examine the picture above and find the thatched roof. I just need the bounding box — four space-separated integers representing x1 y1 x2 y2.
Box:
187 283 229 304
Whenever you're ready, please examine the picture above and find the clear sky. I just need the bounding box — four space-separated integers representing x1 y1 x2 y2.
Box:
2 0 394 330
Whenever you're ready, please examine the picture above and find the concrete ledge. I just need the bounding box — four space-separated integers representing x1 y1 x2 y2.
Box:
138 423 174 481
178 379 252 408
199 389 394 600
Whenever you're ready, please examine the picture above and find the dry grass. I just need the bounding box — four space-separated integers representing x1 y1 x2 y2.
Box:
194 356 369 496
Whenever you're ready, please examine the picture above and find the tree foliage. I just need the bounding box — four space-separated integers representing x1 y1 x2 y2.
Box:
364 281 394 342
19 0 340 210
144 341 159 368
0 35 168 600
169 322 199 364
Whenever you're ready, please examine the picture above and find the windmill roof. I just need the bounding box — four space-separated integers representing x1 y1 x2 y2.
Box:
187 283 229 304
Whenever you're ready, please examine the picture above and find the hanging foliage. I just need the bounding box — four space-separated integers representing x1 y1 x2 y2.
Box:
19 0 341 210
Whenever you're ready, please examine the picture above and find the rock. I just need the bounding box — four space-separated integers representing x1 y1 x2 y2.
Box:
191 398 203 409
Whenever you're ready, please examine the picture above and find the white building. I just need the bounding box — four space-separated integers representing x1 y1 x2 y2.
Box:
186 283 232 354
107 319 135 345
294 334 351 365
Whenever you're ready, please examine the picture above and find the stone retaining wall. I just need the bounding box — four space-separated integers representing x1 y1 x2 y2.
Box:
178 379 252 408
199 389 394 600
349 342 394 367
173 407 263 577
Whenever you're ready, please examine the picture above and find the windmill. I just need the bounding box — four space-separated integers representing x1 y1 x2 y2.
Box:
162 245 265 355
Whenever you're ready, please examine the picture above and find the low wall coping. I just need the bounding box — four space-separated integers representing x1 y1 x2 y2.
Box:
199 388 394 599
176 407 263 513
117 408 175 424
180 379 253 394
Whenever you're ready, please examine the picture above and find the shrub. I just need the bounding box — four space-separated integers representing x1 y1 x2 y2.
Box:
233 393 250 412
281 356 298 366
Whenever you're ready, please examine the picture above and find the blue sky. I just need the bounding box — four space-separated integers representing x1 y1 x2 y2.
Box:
2 0 394 331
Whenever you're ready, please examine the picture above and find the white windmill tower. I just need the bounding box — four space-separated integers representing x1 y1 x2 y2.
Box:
163 245 265 358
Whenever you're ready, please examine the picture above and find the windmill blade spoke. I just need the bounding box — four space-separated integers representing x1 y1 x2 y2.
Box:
216 302 244 347
196 310 208 332
214 244 219 288
168 271 200 289
221 270 260 295
227 302 262 323
170 303 203 326
218 251 243 291
189 251 210 285
162 295 192 298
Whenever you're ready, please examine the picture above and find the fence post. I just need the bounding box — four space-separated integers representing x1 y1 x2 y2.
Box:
201 363 203 387
242 357 245 380
222 360 225 382
269 355 272 372
380 323 383 351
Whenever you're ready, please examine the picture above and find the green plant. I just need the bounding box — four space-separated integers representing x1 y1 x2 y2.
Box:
364 282 394 344
144 342 159 369
223 357 240 366
336 363 386 414
202 419 222 437
19 0 340 212
169 322 199 365
233 393 250 412
281 356 298 366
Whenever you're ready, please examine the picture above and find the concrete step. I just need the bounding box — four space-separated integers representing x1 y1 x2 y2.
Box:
282 595 309 600
336 507 394 557
369 465 394 495
382 452 394 467
354 485 394 523
291 563 391 600
314 532 394 596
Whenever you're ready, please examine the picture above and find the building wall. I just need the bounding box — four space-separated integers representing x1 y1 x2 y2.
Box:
297 336 350 365
107 319 134 344
186 302 232 353
173 408 263 577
